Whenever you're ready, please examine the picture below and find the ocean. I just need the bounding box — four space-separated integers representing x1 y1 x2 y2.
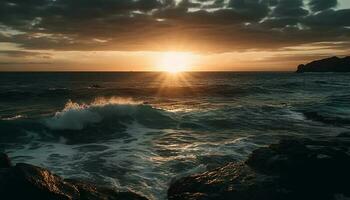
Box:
0 72 349 199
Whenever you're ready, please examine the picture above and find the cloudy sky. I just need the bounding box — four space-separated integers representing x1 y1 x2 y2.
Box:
0 0 349 71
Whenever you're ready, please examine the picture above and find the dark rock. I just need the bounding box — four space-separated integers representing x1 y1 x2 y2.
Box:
66 179 148 200
0 155 149 200
89 84 103 89
0 153 11 168
168 138 350 200
0 163 79 200
337 132 350 138
246 139 350 197
168 162 283 200
296 56 350 73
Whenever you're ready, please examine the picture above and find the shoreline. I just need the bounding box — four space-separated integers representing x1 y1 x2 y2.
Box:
1 134 349 200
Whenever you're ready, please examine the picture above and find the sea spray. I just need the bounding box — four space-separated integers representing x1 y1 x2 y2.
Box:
44 97 176 130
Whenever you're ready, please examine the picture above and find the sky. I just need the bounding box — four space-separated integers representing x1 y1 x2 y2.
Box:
0 0 349 71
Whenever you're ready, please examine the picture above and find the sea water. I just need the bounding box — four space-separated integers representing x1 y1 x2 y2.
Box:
0 72 349 199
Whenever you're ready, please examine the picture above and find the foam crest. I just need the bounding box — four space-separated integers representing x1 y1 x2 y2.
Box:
1 115 25 121
45 97 142 130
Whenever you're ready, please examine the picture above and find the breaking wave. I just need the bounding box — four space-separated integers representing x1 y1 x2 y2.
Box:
1 115 25 121
44 97 176 130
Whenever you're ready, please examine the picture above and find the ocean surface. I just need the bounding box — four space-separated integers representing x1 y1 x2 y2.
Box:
0 72 349 199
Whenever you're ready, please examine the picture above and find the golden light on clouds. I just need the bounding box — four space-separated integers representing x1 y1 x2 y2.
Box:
0 42 348 72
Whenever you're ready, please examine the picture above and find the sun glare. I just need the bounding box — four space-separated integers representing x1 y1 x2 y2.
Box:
157 52 192 73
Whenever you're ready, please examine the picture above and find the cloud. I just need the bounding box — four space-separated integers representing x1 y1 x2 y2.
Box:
0 62 52 66
0 0 349 53
272 0 308 17
228 0 271 20
304 9 350 27
0 50 51 58
308 0 338 12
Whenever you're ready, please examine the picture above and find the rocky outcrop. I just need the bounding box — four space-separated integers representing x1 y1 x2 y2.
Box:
337 132 350 138
0 153 11 168
296 56 350 73
3 137 350 200
65 179 148 200
168 138 350 200
0 157 148 200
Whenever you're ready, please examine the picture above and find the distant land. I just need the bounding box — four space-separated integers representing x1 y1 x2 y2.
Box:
296 56 350 73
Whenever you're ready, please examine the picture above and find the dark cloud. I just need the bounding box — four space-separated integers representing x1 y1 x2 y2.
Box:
0 0 349 52
228 0 271 20
309 0 337 12
260 17 299 28
304 9 350 27
272 0 308 17
0 50 51 58
0 62 52 66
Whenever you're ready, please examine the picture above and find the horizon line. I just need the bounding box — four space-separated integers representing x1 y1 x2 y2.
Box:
0 70 295 73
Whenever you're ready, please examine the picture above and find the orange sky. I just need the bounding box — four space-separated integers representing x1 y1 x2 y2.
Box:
0 0 349 71
0 43 348 72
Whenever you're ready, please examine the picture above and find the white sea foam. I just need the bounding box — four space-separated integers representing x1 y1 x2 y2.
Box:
1 114 25 121
44 97 142 130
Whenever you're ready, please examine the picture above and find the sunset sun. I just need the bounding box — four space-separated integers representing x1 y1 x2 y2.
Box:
157 52 193 73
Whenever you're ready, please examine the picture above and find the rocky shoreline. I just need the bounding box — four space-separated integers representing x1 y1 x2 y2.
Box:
0 154 148 200
1 134 350 200
168 135 350 200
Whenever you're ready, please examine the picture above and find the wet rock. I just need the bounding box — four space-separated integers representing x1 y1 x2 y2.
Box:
168 162 282 200
66 179 148 200
338 132 350 138
0 154 149 200
0 153 11 168
168 138 350 200
246 139 350 198
0 163 79 200
89 84 103 89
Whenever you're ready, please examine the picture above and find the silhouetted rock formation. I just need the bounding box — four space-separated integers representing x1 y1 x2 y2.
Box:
168 137 350 200
296 56 350 73
0 153 11 168
338 132 350 138
0 157 148 200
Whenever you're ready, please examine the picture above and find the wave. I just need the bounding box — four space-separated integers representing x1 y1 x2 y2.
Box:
302 111 350 126
1 115 25 121
48 87 71 91
44 97 176 131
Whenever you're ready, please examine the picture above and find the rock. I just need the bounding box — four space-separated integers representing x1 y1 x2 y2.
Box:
337 132 350 138
89 84 102 89
246 139 350 197
168 138 350 200
0 163 80 200
296 56 350 73
245 139 310 175
66 179 148 200
0 153 11 168
0 154 149 200
168 162 283 200
0 163 79 200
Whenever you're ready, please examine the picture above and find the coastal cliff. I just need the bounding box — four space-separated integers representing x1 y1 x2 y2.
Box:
296 56 350 73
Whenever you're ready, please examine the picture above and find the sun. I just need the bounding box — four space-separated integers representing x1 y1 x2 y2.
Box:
157 52 192 73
